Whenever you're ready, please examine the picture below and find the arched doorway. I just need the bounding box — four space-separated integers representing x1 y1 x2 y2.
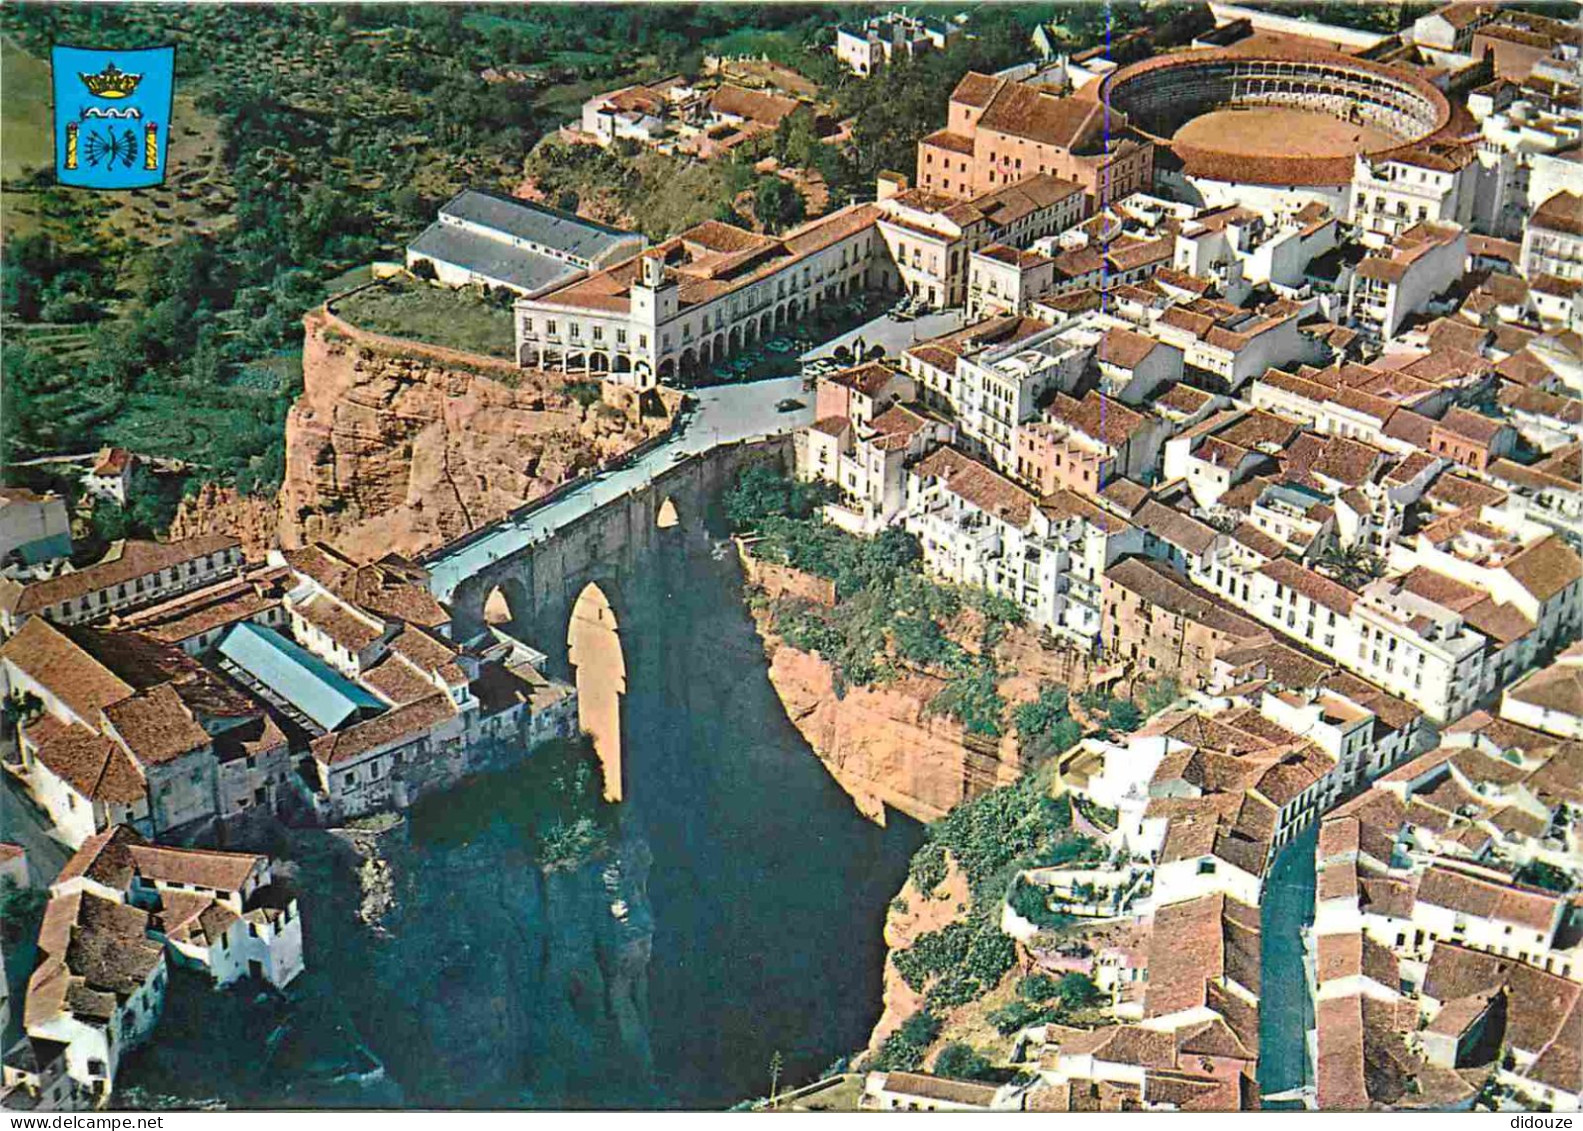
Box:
567 582 625 804
656 496 680 529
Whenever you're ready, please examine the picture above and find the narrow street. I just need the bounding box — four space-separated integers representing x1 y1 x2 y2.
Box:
0 767 69 885
1258 823 1318 1104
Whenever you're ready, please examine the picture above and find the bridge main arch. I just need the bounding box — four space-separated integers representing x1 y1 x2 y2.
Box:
567 580 626 803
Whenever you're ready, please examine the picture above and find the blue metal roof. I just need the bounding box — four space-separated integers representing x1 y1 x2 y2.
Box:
218 622 384 732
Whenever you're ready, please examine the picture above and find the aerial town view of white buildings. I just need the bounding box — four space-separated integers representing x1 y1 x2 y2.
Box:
3 0 1583 1114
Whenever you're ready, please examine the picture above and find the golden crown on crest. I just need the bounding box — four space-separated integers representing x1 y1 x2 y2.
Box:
79 61 143 98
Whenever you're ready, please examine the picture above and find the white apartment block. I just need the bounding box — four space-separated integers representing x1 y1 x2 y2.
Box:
799 403 955 535
902 448 1142 646
834 11 961 76
1347 222 1466 341
875 174 1085 310
1351 144 1479 242
967 244 1055 320
1522 191 1583 281
1174 202 1339 292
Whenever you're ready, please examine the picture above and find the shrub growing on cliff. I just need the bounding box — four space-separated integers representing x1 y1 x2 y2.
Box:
407 735 617 869
1013 685 1086 761
1057 972 1101 1009
908 842 949 895
933 1042 994 1081
725 465 830 530
927 664 1005 738
925 774 1073 902
1018 973 1060 1003
1007 876 1069 930
872 1009 941 1072
988 999 1045 1036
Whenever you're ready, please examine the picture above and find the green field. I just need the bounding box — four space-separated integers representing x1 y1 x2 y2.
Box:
333 278 516 359
1 37 53 180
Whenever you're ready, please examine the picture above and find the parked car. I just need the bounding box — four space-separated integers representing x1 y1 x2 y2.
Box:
775 398 804 412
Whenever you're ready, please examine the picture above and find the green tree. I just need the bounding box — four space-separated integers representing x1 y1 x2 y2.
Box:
933 1041 994 1081
1057 972 1101 1009
754 176 805 233
1109 700 1143 732
1018 972 1060 1002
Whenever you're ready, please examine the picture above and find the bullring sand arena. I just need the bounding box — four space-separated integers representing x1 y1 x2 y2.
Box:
1172 106 1402 161
1100 40 1452 185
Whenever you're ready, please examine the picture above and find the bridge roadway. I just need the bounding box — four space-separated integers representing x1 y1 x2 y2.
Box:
423 376 814 606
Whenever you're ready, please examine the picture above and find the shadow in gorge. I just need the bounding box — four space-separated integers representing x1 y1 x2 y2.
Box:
616 509 923 1110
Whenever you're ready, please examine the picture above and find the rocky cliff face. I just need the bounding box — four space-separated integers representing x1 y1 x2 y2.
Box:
267 311 673 560
865 856 972 1060
294 816 656 1108
751 607 1083 826
168 481 281 560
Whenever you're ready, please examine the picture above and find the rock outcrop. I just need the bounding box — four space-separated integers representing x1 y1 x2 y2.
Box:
274 309 674 560
288 815 656 1108
169 481 282 560
865 855 971 1060
763 642 1009 825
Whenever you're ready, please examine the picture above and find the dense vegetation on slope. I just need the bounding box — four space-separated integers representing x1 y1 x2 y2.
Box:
726 465 1024 735
407 734 618 869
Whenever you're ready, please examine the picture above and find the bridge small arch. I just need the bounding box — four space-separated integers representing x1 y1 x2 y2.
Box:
656 495 680 529
483 578 532 629
567 581 626 803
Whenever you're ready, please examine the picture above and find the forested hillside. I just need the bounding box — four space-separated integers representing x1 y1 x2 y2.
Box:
0 3 1138 522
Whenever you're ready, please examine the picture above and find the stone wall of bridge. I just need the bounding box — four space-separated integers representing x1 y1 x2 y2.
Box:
446 435 794 673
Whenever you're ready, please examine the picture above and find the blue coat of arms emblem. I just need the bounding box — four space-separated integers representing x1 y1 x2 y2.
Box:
52 45 176 189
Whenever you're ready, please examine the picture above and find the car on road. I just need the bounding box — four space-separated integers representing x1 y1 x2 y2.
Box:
775 398 804 412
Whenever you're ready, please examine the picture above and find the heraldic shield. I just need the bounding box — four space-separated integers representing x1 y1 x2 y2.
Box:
52 45 176 190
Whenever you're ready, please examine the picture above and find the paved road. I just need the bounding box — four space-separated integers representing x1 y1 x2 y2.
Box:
0 767 69 884
800 309 964 363
425 376 813 605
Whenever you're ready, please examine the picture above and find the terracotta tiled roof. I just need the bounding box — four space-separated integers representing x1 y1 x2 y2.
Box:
1260 558 1356 615
0 618 133 725
310 693 457 767
1144 892 1260 1019
826 361 898 397
919 128 976 156
977 80 1105 150
1097 327 1160 370
101 683 211 767
1416 862 1563 933
126 841 263 894
879 1072 999 1107
90 447 131 476
30 724 145 805
0 535 239 617
27 891 161 1027
1504 535 1583 604
912 446 1037 527
949 71 1002 109
709 83 799 127
1133 500 1217 556
294 593 387 654
1532 191 1583 238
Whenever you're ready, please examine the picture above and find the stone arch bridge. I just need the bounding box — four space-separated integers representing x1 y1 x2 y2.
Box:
422 433 794 802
